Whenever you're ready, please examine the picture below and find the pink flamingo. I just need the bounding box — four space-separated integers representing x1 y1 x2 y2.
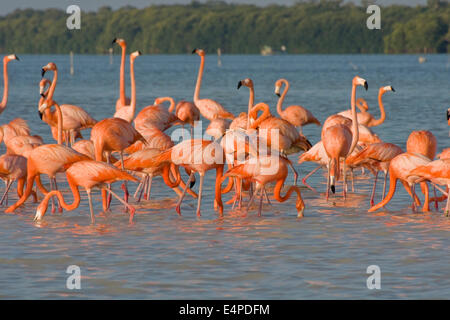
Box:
368 152 432 213
148 139 225 216
0 54 19 115
338 86 395 127
322 76 367 199
408 159 450 216
113 51 141 122
41 62 97 146
91 117 147 210
223 154 305 217
155 97 200 136
112 38 131 112
274 78 321 134
346 142 403 206
34 160 138 223
5 100 89 213
192 49 234 121
0 154 37 206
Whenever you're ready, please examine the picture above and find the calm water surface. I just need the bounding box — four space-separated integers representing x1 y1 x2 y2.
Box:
0 54 449 299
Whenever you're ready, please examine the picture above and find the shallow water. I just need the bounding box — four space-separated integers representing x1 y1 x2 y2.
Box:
0 54 449 299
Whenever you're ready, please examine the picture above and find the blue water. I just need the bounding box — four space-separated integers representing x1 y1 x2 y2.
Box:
0 54 449 299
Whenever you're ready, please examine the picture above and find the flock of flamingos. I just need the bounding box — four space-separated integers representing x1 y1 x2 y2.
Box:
0 38 449 224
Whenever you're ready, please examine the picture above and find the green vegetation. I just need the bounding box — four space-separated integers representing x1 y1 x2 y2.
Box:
0 0 448 54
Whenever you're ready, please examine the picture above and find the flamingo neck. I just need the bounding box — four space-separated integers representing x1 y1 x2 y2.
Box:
250 104 271 129
119 45 126 105
194 55 204 102
276 80 289 117
371 90 386 127
246 86 255 130
52 101 63 145
37 177 81 219
0 59 9 111
158 97 175 112
129 57 136 120
349 83 359 154
47 68 58 101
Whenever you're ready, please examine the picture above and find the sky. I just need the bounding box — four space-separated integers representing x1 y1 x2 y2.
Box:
1 0 429 15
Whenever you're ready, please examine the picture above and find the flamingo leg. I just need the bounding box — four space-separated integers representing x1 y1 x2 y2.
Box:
302 165 321 193
258 187 264 217
370 171 378 207
106 155 112 209
445 185 450 217
264 188 271 205
382 170 388 201
433 186 438 210
107 187 135 223
0 180 13 206
53 178 62 213
176 172 194 215
86 189 95 224
146 174 153 200
231 178 239 210
137 175 148 202
50 178 56 214
326 160 331 201
351 168 355 192
196 173 205 216
246 188 256 211
120 151 129 212
411 184 417 212
342 159 347 199
134 176 145 200
288 162 298 186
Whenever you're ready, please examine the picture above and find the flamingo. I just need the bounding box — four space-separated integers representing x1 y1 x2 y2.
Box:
0 54 19 116
408 159 450 216
41 62 97 146
113 51 141 122
148 139 225 216
338 86 395 127
156 97 200 136
0 154 37 206
0 118 30 146
125 125 174 153
205 118 231 140
112 38 131 112
134 100 183 133
5 135 43 158
322 76 367 199
39 78 83 145
91 117 147 210
298 141 329 192
5 100 89 213
368 152 432 213
274 78 321 134
34 160 138 223
346 142 403 206
192 49 234 120
118 148 197 201
223 154 305 217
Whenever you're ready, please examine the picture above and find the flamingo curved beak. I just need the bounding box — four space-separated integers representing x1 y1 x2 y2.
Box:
112 38 117 44
237 81 242 89
192 48 197 54
391 86 395 92
364 81 368 91
14 55 20 61
38 110 43 120
41 68 46 78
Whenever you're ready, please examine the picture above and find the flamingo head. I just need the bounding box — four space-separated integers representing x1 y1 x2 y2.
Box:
274 79 287 97
39 78 51 96
112 38 127 48
4 54 19 63
34 204 46 221
237 78 253 90
381 85 395 94
130 50 141 60
41 62 57 77
192 48 205 56
447 108 450 122
353 76 368 90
